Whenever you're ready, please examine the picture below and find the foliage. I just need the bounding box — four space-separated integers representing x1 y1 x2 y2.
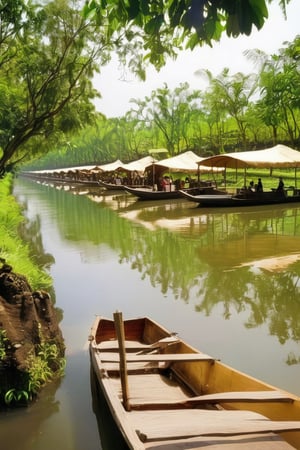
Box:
24 35 300 170
1 322 65 407
83 0 289 69
0 0 114 176
27 340 66 397
0 329 8 360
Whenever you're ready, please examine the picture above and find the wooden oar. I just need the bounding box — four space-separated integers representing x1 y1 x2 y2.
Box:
136 335 180 354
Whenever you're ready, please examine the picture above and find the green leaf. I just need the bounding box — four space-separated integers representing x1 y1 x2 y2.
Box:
144 15 164 35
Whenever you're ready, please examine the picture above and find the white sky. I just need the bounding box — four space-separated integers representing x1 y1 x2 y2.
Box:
93 0 300 118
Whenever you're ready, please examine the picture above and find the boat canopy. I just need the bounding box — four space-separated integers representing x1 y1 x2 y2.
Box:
198 145 300 169
120 156 156 173
98 159 124 172
149 150 222 173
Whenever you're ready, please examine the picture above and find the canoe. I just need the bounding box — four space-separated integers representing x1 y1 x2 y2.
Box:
180 189 300 207
89 312 300 449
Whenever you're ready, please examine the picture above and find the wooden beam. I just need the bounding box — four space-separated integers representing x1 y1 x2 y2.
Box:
113 311 130 411
132 410 300 443
100 352 214 363
130 390 294 410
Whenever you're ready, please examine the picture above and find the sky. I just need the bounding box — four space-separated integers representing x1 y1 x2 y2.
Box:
93 0 300 118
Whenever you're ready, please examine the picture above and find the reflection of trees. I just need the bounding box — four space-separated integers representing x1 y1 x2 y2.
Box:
16 180 300 350
196 266 300 345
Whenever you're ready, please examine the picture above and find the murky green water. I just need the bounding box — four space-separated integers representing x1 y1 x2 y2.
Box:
1 177 300 449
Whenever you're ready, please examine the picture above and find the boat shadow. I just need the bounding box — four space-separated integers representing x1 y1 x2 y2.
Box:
90 365 129 450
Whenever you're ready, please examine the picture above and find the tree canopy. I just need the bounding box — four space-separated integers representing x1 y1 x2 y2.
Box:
83 0 290 70
0 0 111 176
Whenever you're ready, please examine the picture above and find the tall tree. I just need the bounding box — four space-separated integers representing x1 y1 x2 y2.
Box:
0 0 111 176
249 37 300 144
129 82 201 154
201 68 258 150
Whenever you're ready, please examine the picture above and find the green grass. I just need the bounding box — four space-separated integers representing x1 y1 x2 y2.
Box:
0 174 52 290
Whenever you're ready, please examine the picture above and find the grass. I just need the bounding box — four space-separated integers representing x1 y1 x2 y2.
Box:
0 174 52 290
0 174 65 407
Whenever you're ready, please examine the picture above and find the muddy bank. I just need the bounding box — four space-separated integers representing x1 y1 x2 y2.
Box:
0 261 65 406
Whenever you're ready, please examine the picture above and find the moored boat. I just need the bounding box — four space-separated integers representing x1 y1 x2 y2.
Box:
124 185 182 200
180 188 300 207
89 312 300 449
124 184 223 201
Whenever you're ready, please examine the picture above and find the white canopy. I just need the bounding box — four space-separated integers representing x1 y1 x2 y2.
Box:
121 156 156 173
150 150 219 173
98 159 124 172
199 144 300 169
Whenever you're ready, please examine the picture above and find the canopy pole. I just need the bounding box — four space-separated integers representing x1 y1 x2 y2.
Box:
152 161 155 190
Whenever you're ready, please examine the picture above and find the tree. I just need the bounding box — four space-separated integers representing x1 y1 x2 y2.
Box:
129 82 201 154
200 68 258 150
249 37 300 144
83 0 290 70
0 0 111 176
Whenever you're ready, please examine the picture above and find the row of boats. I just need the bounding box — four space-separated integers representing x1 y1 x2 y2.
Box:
22 144 300 208
113 183 300 208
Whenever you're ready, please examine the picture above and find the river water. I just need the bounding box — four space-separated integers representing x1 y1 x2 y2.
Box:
1 177 300 449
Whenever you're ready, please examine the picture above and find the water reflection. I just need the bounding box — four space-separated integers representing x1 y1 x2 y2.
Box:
90 367 128 450
15 180 300 361
0 380 61 449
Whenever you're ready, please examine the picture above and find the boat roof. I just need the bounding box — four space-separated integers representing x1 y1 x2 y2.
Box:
199 144 300 169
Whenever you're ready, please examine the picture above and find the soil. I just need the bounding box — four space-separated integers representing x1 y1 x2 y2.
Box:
0 262 65 390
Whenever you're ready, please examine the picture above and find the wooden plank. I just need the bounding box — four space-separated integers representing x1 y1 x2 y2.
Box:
142 433 296 449
100 352 214 363
129 409 300 443
96 336 180 352
130 390 294 410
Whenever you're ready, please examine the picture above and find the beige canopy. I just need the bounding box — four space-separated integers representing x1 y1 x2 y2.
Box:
150 150 220 173
199 144 300 169
98 159 124 172
121 156 156 173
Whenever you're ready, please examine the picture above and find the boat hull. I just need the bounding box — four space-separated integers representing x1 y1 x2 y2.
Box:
124 186 182 200
180 190 300 207
89 315 300 449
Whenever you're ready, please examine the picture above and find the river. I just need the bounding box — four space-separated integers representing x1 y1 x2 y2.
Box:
1 177 300 450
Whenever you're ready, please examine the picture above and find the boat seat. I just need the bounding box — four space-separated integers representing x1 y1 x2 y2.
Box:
99 352 214 363
131 409 300 443
130 390 295 410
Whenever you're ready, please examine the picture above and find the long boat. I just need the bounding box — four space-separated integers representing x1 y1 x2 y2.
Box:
180 188 300 207
124 185 224 201
124 185 182 200
98 180 153 191
89 312 300 449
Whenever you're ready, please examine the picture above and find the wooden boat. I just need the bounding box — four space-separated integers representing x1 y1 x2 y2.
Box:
124 185 223 201
124 185 182 200
98 180 152 191
89 312 300 449
180 188 300 207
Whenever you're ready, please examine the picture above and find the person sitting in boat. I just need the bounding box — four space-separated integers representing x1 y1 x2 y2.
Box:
161 176 171 191
277 177 284 192
256 178 263 192
248 180 255 192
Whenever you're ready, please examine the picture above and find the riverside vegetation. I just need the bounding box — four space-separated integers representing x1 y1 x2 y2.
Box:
0 175 65 408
